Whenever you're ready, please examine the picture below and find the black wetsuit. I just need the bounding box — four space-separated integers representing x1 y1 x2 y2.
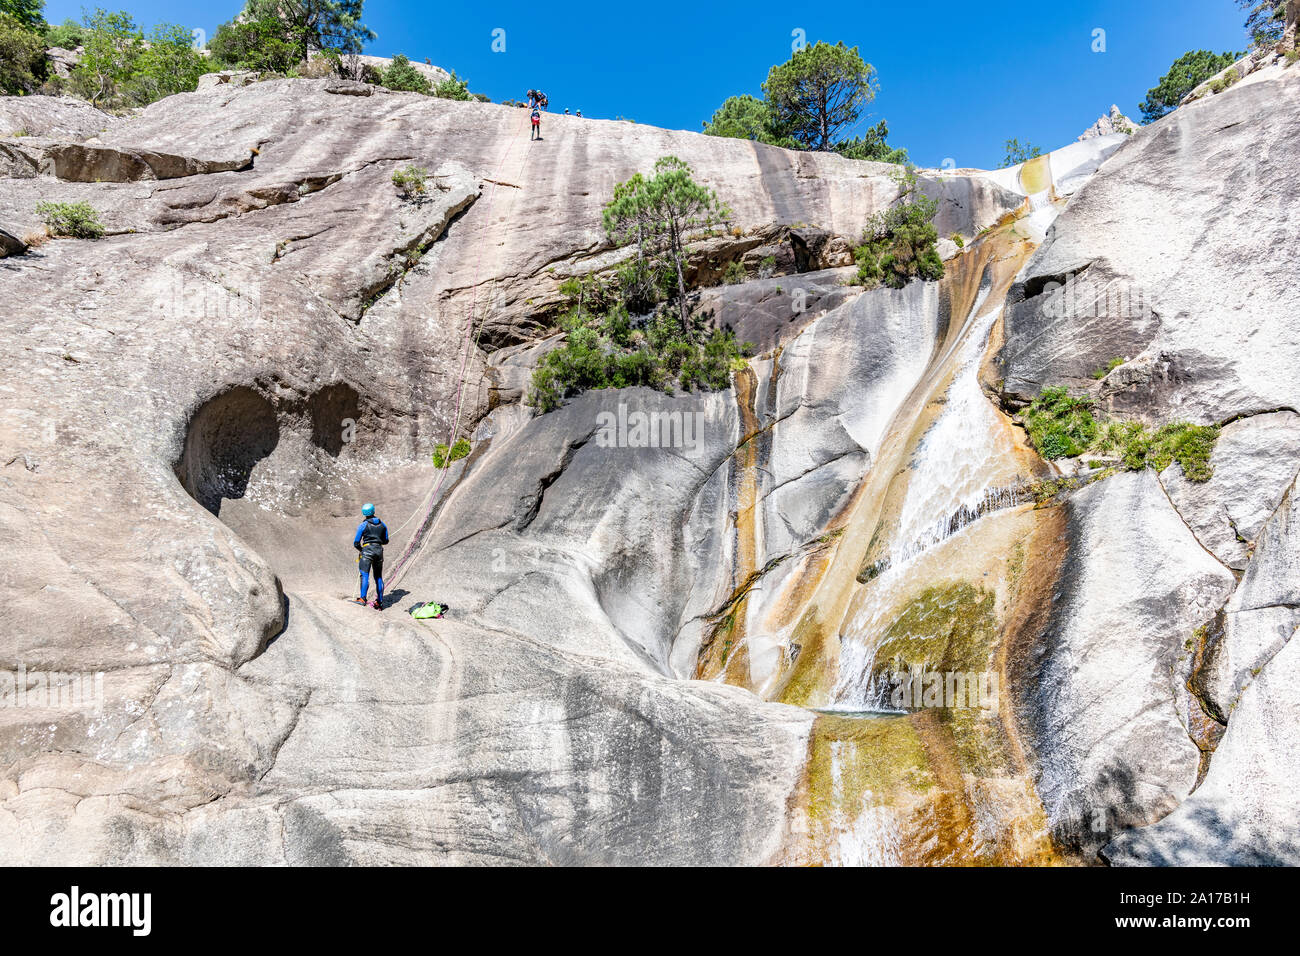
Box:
354 516 389 597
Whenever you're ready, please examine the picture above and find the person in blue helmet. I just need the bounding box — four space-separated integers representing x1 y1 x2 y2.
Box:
353 503 388 609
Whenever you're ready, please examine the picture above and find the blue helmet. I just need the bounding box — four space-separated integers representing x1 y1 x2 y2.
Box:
361 503 375 517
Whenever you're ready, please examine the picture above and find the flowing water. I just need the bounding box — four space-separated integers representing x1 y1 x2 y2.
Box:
834 302 1026 709
766 195 1075 864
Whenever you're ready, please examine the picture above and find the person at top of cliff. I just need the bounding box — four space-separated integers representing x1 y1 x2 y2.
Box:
527 89 547 110
353 503 388 610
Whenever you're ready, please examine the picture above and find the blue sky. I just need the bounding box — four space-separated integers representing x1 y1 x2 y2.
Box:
43 0 1249 168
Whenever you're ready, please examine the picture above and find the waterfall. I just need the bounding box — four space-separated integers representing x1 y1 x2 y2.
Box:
833 301 1023 709
828 740 903 865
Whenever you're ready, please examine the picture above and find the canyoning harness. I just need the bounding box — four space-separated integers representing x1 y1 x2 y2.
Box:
354 515 389 556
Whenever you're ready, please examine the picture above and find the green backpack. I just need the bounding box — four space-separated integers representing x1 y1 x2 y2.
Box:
411 602 448 620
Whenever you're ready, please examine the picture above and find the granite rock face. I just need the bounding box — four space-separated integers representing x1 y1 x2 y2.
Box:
1077 104 1140 141
1013 471 1235 856
1 82 974 864
1159 411 1300 570
1001 69 1300 423
0 67 1296 865
1001 68 1300 866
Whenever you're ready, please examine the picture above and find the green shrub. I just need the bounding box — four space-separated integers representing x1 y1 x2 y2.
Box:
1027 389 1219 482
44 18 87 49
36 201 105 239
722 260 747 284
853 167 944 289
392 164 429 200
1091 419 1146 463
949 232 964 248
210 0 374 73
854 213 944 289
701 94 800 148
1022 387 1098 459
64 12 206 108
296 51 342 79
0 13 46 95
210 16 299 73
1140 50 1242 122
680 327 749 391
1119 422 1219 481
527 299 752 413
1286 50 1300 66
432 70 471 100
556 276 583 302
834 120 909 164
1092 357 1125 379
556 273 621 315
127 23 209 105
380 54 431 94
1000 138 1042 168
613 256 674 315
432 438 471 469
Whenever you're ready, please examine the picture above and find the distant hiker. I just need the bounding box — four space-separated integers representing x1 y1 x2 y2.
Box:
531 106 542 140
353 503 388 610
575 109 582 117
564 108 570 114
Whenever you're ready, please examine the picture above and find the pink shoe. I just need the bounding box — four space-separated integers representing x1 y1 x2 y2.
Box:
371 600 382 610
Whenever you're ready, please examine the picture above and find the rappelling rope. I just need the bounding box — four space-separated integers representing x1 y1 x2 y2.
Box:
387 108 534 584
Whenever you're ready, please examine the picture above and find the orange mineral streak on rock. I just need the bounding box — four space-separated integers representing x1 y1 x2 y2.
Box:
696 366 760 684
771 230 1036 707
764 218 1083 863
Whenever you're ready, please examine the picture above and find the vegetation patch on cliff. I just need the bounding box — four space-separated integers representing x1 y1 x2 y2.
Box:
529 158 754 412
1021 387 1219 482
35 200 104 239
852 167 944 289
527 291 751 413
